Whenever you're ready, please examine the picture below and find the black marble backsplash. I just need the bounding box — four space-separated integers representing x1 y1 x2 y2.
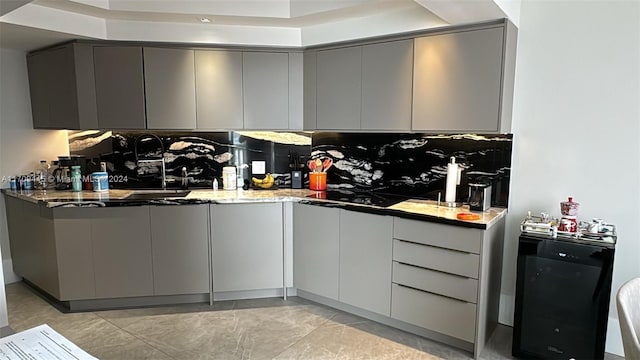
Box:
69 131 312 189
69 131 512 207
311 133 512 206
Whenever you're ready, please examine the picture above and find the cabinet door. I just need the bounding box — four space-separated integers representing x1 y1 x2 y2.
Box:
210 203 283 292
195 50 244 130
22 202 59 298
91 207 153 298
144 47 197 129
150 205 210 295
27 51 52 128
339 209 393 316
302 51 317 130
4 196 28 278
242 52 289 130
27 43 97 130
53 208 96 300
293 203 340 300
361 40 413 130
412 27 504 132
316 47 362 130
94 46 146 129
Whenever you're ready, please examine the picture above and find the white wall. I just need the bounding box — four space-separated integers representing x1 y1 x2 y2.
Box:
0 48 70 288
503 0 640 355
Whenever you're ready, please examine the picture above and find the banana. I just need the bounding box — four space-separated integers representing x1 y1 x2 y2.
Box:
251 173 275 189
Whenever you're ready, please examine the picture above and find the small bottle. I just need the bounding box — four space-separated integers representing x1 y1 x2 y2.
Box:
212 178 218 190
24 173 33 191
9 177 16 191
71 165 82 192
36 160 49 190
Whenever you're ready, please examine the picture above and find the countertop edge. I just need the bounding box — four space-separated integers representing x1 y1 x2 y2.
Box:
2 189 507 230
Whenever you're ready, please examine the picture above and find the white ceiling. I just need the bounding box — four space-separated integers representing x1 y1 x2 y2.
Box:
0 0 517 51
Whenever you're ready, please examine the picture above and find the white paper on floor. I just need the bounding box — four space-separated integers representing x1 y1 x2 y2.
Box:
0 324 97 360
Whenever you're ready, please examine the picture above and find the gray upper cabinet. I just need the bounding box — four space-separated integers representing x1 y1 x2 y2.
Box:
144 47 197 129
314 40 413 131
302 51 318 130
412 27 505 133
242 52 289 130
27 42 98 129
93 46 146 129
361 40 413 131
195 50 244 130
316 46 362 130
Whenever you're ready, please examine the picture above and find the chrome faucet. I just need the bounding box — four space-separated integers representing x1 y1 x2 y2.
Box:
134 134 167 190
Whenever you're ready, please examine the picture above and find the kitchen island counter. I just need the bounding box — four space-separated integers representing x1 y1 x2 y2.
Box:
2 189 506 229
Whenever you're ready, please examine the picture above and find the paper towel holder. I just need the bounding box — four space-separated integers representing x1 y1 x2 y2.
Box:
445 156 463 207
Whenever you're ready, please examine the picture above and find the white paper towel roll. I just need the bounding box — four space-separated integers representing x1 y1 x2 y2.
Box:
445 157 458 203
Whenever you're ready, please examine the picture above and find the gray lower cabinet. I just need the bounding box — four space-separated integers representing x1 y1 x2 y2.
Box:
91 207 154 298
150 205 210 295
195 50 244 130
5 197 60 297
93 46 146 129
210 203 283 292
293 203 340 300
144 47 197 129
412 27 505 133
242 52 289 130
53 208 96 300
390 216 505 358
339 209 392 316
27 42 97 129
316 46 362 130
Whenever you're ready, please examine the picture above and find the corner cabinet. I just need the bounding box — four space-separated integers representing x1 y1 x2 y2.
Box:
143 47 197 130
27 42 98 129
412 25 513 133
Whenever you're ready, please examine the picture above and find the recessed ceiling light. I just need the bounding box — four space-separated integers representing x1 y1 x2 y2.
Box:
199 18 211 23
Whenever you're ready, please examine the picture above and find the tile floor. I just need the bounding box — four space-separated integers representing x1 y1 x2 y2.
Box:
3 282 622 360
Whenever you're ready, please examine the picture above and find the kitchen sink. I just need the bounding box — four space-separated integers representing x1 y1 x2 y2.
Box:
124 190 191 200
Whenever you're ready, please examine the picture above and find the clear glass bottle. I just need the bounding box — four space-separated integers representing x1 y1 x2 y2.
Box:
35 160 50 190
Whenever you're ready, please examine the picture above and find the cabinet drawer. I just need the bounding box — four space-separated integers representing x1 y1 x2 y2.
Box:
392 262 478 303
393 239 479 279
391 283 476 343
394 217 481 254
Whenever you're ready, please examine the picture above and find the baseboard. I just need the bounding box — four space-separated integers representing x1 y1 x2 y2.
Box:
2 259 20 284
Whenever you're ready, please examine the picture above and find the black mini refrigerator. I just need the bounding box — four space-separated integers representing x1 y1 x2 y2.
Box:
512 233 615 359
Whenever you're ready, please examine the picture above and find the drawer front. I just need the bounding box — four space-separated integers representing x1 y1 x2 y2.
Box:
393 217 481 254
393 239 479 278
391 283 476 343
392 262 478 303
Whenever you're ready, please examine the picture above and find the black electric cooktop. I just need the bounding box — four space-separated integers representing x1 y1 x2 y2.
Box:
307 190 407 208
